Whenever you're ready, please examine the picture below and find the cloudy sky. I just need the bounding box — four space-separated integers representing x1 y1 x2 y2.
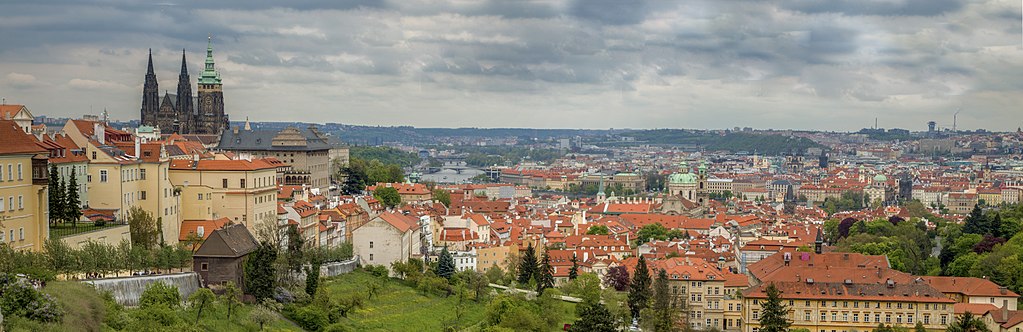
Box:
0 1 1020 131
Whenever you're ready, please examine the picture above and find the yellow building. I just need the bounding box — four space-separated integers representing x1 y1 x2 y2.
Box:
0 120 49 251
169 158 277 230
62 119 182 244
742 280 955 332
743 251 957 332
476 245 517 272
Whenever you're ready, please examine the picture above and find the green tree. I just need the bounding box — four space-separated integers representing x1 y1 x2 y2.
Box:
568 253 579 280
433 189 452 207
962 205 990 235
517 242 538 285
915 321 927 332
139 281 181 309
65 167 82 225
646 269 678 332
188 287 215 324
536 249 555 295
305 263 321 297
374 186 402 208
586 225 609 235
249 304 276 331
569 302 617 332
947 312 990 332
627 255 652 319
339 158 369 195
245 241 278 301
43 238 76 279
126 206 159 249
437 246 455 280
221 281 242 319
758 283 791 332
286 224 304 274
637 223 669 244
47 164 65 225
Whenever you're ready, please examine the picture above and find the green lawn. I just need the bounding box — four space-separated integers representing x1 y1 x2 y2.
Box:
319 270 489 331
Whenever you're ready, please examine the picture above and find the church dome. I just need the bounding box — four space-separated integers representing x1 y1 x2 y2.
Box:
873 174 888 183
669 172 697 184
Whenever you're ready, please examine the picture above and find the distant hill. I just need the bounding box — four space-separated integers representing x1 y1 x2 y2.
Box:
620 130 823 155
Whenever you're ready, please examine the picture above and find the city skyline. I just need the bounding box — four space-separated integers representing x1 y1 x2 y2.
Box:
1 0 1021 131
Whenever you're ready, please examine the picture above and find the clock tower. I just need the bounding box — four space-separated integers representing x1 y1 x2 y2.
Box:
195 35 227 134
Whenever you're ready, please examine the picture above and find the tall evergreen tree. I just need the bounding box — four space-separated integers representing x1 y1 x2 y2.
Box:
244 241 278 301
285 224 304 273
65 168 82 226
517 242 538 285
568 253 579 280
963 204 988 235
536 249 555 295
47 164 64 225
649 268 677 332
437 246 455 279
947 312 990 332
628 255 652 319
758 283 791 332
990 214 1003 237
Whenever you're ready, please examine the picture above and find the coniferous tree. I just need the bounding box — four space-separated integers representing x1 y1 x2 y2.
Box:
947 312 990 332
649 268 677 332
437 246 455 279
963 205 988 235
65 168 82 225
759 283 791 332
517 242 538 285
568 253 579 280
990 214 1003 237
245 241 278 301
536 249 555 295
47 164 64 225
285 224 304 273
628 255 652 319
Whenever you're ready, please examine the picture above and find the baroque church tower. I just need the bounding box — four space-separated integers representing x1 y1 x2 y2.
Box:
195 36 227 135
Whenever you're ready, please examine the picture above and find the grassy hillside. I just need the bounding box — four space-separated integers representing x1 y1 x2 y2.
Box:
315 270 489 331
3 281 301 332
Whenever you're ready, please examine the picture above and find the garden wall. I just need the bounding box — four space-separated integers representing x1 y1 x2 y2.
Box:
60 225 130 249
85 272 200 306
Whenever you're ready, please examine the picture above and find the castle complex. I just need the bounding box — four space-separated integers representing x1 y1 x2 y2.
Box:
140 37 228 135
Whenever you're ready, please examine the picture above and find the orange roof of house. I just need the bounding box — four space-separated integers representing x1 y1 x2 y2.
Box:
921 276 1020 298
378 212 420 233
180 218 231 241
954 303 998 315
0 120 45 155
169 158 277 171
0 105 28 118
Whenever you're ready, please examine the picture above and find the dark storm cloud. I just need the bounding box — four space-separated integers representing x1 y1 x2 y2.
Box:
570 0 650 25
779 0 964 16
0 0 1019 130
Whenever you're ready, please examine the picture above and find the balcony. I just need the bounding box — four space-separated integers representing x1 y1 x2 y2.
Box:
32 155 48 185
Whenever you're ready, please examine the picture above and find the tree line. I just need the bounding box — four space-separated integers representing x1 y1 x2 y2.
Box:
47 164 84 227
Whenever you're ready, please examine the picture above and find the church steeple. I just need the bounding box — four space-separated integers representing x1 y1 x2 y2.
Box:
176 48 194 133
199 35 222 85
140 48 160 127
147 48 155 75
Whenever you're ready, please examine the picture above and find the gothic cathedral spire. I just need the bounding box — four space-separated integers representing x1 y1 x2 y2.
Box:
176 49 194 133
140 48 159 126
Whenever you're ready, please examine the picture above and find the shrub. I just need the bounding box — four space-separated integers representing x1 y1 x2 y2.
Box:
139 281 180 308
0 274 64 323
364 265 389 278
291 306 329 331
94 219 107 227
273 286 296 304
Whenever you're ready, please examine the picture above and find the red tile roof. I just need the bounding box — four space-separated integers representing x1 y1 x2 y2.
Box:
0 120 45 155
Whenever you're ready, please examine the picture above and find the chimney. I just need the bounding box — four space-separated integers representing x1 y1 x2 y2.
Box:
134 136 141 160
94 122 106 144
